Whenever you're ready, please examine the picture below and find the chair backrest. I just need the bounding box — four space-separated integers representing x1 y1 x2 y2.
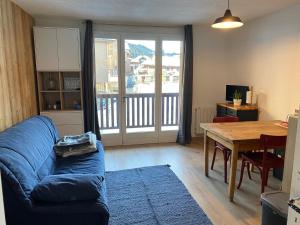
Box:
260 134 287 162
260 134 287 149
213 116 239 123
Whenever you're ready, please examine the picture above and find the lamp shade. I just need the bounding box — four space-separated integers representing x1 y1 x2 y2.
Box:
212 9 243 29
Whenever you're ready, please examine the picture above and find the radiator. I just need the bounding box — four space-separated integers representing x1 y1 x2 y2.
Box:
194 106 216 135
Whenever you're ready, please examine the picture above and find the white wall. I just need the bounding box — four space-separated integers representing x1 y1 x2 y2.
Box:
192 26 231 135
228 4 300 120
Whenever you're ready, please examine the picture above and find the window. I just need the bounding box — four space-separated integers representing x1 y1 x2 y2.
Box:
161 41 182 131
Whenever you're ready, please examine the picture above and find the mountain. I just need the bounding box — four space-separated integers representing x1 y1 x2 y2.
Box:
128 43 154 58
128 43 178 58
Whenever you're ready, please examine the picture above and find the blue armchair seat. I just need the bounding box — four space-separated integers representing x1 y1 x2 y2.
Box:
0 116 109 225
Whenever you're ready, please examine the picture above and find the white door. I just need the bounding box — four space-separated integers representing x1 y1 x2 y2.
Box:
94 36 123 146
33 27 59 71
121 39 158 145
57 28 81 71
94 34 182 146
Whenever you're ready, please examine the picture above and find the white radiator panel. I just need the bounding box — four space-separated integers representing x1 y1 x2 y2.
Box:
194 106 216 135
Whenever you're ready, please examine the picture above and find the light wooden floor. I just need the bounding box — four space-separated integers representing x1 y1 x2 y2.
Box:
105 139 281 225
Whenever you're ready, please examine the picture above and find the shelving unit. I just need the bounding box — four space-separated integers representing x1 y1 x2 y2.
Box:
37 71 82 111
34 26 84 136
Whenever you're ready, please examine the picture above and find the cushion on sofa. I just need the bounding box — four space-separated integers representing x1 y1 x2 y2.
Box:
55 142 105 177
31 174 103 202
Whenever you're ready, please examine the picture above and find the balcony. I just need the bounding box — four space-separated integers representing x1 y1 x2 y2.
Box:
97 93 179 132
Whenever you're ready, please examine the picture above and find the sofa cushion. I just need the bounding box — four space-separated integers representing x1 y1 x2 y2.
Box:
31 174 103 202
0 116 59 204
55 141 105 178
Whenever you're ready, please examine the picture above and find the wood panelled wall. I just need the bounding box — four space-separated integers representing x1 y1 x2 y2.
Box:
0 0 37 131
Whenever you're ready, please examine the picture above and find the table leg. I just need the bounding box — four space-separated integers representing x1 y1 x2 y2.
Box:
228 143 239 202
204 130 209 177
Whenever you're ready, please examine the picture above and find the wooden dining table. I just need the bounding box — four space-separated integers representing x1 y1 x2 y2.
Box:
200 120 288 202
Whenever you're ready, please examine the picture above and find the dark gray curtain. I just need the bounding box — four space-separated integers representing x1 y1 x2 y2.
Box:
82 20 101 140
177 25 193 145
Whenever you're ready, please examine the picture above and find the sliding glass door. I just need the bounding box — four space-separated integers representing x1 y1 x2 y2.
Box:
158 40 182 142
94 33 182 146
122 39 158 144
94 37 122 145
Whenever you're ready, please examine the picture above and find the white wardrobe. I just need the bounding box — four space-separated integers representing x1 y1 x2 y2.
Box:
33 27 84 136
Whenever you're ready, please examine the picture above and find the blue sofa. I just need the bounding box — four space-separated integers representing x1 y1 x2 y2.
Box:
0 116 109 225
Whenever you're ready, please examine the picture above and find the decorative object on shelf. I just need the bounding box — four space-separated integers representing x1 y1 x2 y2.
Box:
64 77 80 90
246 86 254 105
211 0 244 29
56 101 61 110
46 101 61 110
73 100 81 110
233 90 242 106
47 103 52 110
47 74 56 90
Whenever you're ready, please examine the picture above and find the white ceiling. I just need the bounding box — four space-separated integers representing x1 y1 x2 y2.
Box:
13 0 300 26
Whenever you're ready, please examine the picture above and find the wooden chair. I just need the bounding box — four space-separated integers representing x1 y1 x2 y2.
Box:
211 116 239 183
237 134 287 193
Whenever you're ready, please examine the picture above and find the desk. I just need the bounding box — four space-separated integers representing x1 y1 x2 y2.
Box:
217 103 258 121
200 121 288 202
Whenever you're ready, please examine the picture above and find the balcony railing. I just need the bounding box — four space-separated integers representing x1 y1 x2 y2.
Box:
161 93 179 126
97 94 119 130
97 93 179 130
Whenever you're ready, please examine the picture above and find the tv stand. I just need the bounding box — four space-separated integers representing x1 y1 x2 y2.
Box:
216 103 258 121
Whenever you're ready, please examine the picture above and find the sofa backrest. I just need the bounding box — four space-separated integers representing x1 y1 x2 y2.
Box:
0 116 59 206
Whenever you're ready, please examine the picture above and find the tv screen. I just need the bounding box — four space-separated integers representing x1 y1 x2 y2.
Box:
226 85 249 104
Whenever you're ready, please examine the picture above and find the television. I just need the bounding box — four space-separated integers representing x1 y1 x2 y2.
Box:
226 85 249 105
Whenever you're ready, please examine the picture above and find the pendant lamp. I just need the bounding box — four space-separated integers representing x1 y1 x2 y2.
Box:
212 0 244 29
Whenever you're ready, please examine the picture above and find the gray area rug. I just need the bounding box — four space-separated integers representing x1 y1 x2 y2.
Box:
106 165 213 225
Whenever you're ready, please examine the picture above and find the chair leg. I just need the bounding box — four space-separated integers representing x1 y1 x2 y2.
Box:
223 150 228 183
211 147 217 170
237 159 246 189
246 162 252 180
261 168 269 193
250 163 254 172
265 168 271 187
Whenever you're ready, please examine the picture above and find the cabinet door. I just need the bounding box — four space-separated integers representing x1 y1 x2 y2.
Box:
290 116 300 197
288 114 300 224
57 28 81 71
217 105 226 117
33 27 59 71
